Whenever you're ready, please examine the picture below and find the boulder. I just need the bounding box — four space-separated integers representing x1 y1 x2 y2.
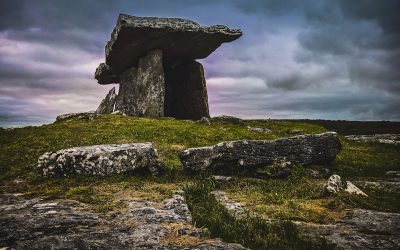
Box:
164 60 209 119
96 87 117 114
211 115 245 125
179 132 341 174
37 143 164 177
95 63 118 84
324 174 367 196
101 14 242 78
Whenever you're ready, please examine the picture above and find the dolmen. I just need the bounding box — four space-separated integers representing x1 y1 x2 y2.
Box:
95 14 242 120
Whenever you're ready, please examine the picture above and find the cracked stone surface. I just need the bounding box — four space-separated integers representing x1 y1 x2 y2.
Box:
179 132 341 174
37 143 164 177
96 87 117 114
0 194 248 250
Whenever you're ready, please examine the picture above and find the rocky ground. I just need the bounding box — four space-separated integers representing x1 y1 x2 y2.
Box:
0 193 246 249
1 116 399 249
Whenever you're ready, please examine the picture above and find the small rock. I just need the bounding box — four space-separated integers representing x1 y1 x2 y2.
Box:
211 191 247 218
199 117 211 125
212 175 233 182
247 126 272 133
324 174 367 196
288 129 304 134
185 120 194 124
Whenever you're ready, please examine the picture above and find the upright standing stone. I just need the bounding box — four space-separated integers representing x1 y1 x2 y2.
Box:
165 60 209 119
115 49 165 117
96 87 117 114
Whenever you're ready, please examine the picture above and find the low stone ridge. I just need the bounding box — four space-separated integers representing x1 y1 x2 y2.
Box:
56 111 96 122
96 87 117 114
37 143 164 177
324 175 367 196
345 134 400 145
179 132 341 174
0 194 248 249
103 14 242 76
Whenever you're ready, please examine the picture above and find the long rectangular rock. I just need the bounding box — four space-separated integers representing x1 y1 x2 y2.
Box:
179 132 341 174
37 143 164 177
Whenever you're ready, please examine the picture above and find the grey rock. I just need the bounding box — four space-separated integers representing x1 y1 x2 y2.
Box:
288 129 305 135
211 191 247 218
386 171 400 177
164 60 210 120
102 14 242 78
297 209 400 249
199 117 211 125
345 134 400 146
96 87 117 114
95 63 118 84
55 111 96 122
115 49 165 117
212 175 233 182
0 194 247 250
179 132 341 174
247 126 272 133
211 115 245 125
37 143 164 177
324 175 367 196
353 179 400 193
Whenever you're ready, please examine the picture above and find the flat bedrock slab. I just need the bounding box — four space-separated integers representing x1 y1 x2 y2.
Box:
0 194 247 250
103 14 242 77
179 132 341 174
345 134 400 145
96 87 117 114
37 143 164 177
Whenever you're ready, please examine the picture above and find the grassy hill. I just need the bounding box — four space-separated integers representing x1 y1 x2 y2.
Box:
1 115 399 249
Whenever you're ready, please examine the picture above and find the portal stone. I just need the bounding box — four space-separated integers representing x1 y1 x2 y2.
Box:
164 60 209 119
96 87 117 114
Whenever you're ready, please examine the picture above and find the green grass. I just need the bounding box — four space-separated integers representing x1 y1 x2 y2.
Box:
1 115 399 249
184 176 335 250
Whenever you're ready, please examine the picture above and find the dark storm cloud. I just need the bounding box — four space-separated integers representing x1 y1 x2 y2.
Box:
0 0 399 127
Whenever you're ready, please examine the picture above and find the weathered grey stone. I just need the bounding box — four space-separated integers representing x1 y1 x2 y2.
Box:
37 143 164 177
95 63 118 84
56 111 96 122
324 175 367 196
353 179 400 193
164 60 209 120
345 134 400 145
115 50 165 117
103 14 242 77
211 191 247 218
297 209 400 249
96 87 117 114
199 117 211 125
211 115 245 125
179 132 341 174
0 194 248 250
248 126 272 133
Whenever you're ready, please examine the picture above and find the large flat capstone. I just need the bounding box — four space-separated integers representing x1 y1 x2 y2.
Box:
102 14 242 77
179 132 341 174
37 143 164 177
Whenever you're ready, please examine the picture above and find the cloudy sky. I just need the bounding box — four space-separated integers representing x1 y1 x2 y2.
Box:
0 0 399 127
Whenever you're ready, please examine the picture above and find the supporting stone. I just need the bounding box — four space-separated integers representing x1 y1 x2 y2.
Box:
115 49 165 117
96 87 117 114
164 60 209 120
